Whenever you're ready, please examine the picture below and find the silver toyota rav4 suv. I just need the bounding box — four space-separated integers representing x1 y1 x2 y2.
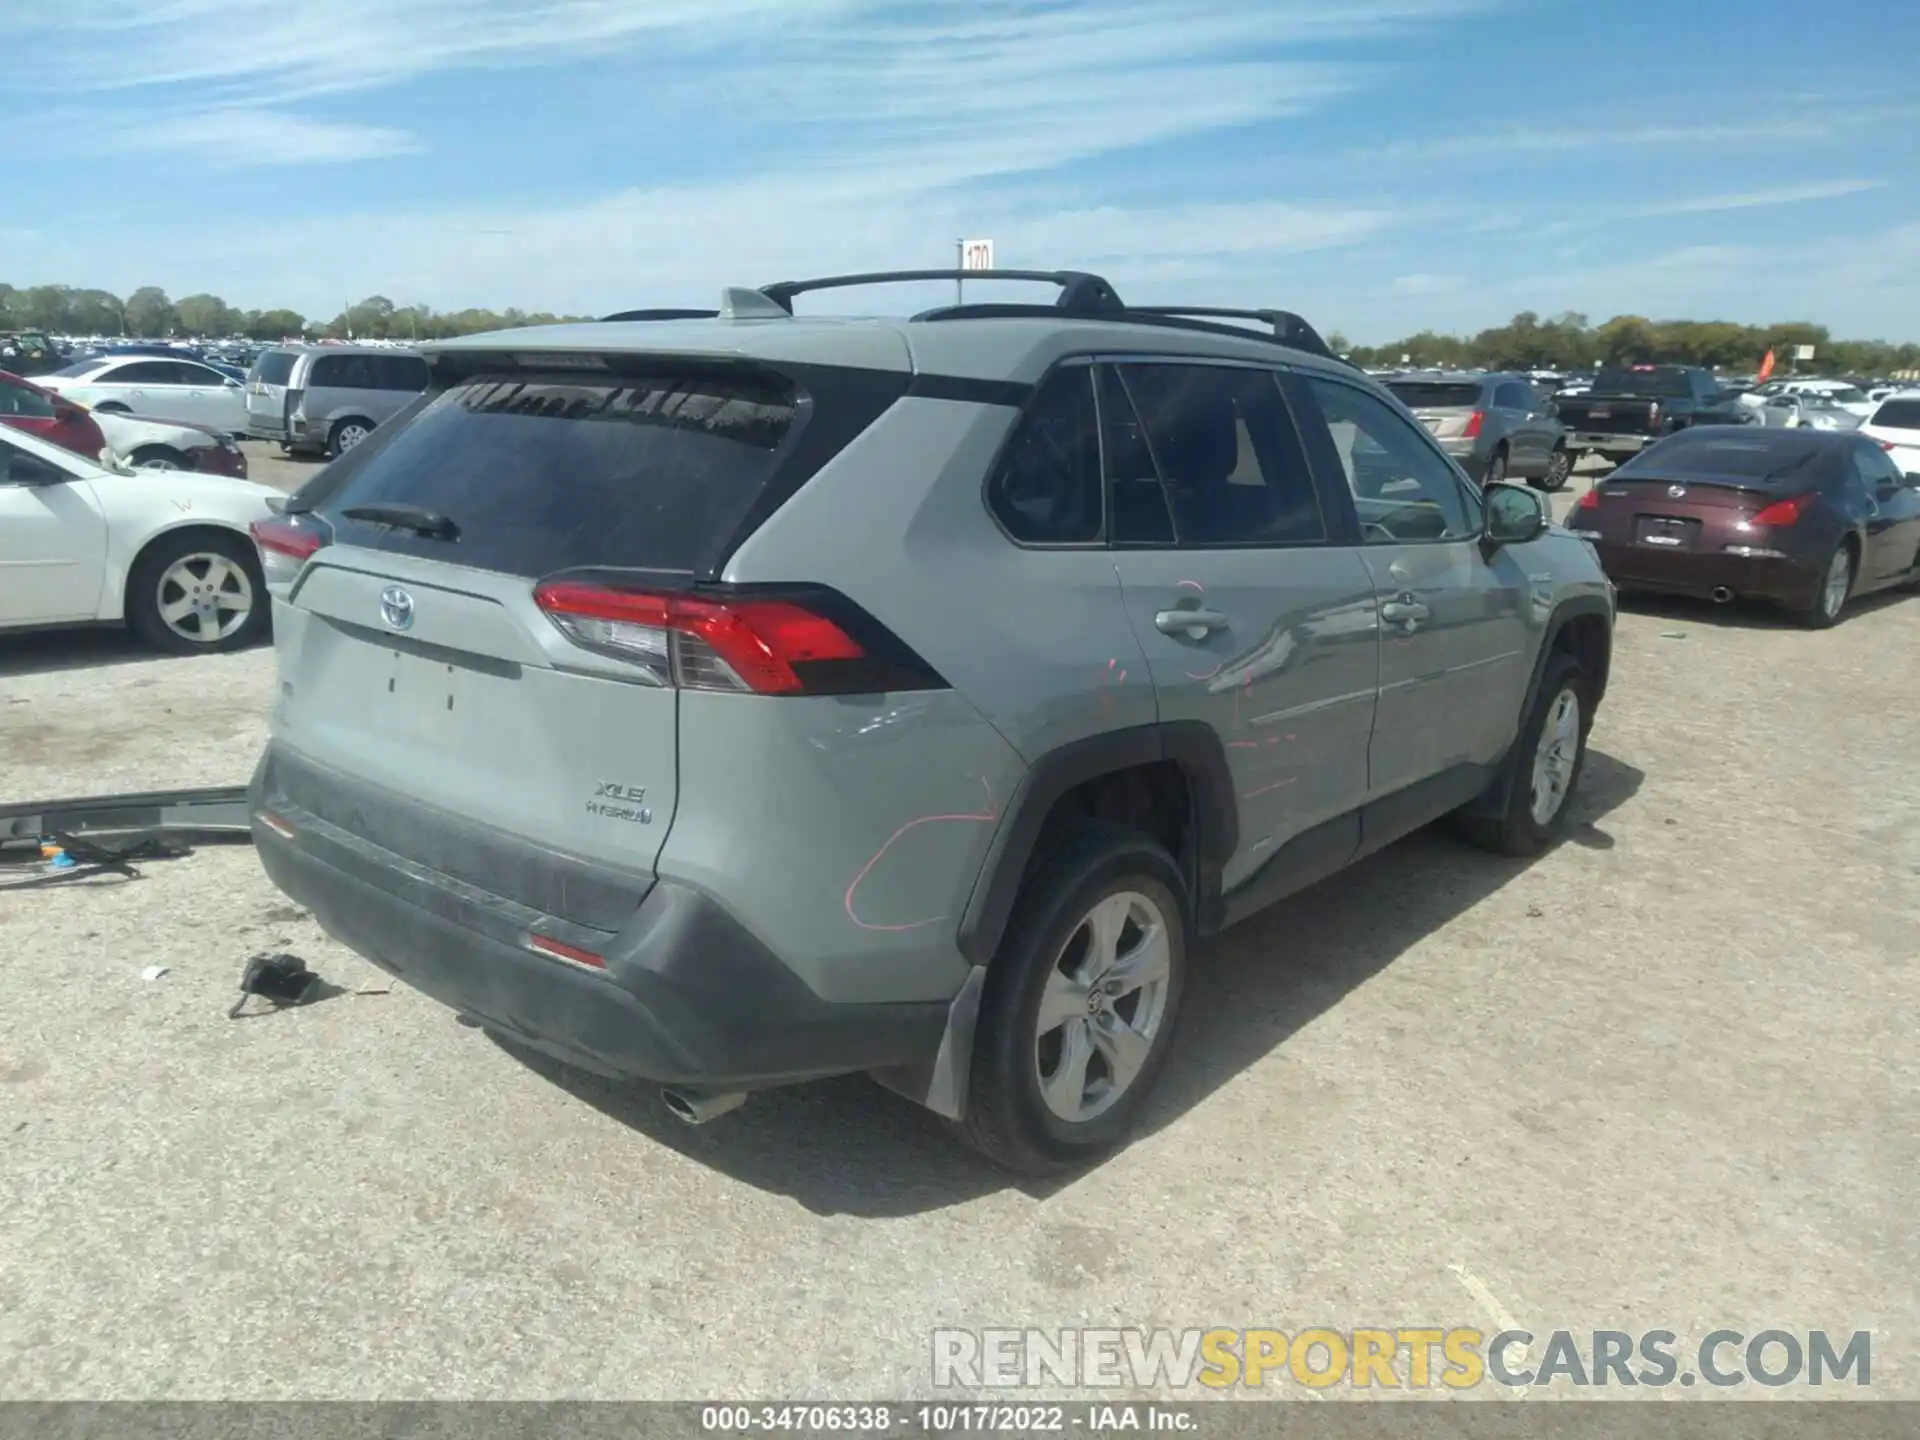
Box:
249 269 1614 1174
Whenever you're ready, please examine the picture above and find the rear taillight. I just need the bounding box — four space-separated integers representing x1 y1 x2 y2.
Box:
1463 410 1485 439
249 515 326 584
1573 487 1601 513
533 581 935 696
1752 492 1816 527
1648 401 1662 429
1878 439 1898 451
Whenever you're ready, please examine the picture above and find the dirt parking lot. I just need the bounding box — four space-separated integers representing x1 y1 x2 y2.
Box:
1 473 1915 1402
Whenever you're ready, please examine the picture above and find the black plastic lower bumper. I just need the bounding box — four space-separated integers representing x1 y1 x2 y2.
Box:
250 749 950 1090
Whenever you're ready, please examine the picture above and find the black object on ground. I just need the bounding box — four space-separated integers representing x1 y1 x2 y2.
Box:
0 832 193 889
229 952 319 1017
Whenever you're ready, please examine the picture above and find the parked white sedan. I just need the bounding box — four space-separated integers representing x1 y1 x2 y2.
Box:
38 354 250 434
0 423 278 654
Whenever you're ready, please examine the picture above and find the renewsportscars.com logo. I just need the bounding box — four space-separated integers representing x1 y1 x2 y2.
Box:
932 1328 1873 1391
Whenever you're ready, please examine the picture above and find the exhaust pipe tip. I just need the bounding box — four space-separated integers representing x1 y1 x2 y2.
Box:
1711 586 1734 604
662 1087 748 1125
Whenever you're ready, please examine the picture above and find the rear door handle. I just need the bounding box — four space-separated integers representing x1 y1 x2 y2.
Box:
1154 607 1230 639
1380 600 1431 628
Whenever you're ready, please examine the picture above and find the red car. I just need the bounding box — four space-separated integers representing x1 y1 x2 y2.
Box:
1568 426 1920 628
0 369 107 460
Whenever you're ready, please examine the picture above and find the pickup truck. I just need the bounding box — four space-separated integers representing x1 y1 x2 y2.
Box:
1553 364 1751 466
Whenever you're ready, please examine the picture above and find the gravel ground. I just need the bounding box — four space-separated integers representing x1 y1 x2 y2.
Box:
1 472 1915 1403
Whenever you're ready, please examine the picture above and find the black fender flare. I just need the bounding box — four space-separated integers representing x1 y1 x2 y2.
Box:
1460 594 1614 820
956 721 1238 966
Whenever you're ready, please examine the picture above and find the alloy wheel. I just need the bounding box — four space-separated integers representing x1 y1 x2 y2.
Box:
1529 686 1581 826
156 552 255 645
1033 891 1173 1123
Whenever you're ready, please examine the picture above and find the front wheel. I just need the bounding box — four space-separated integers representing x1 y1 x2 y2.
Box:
125 529 269 655
1454 652 1591 857
128 445 186 471
958 824 1188 1176
1535 446 1572 492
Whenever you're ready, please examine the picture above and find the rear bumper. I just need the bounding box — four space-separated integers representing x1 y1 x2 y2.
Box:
249 749 951 1089
1568 431 1649 455
1588 541 1820 606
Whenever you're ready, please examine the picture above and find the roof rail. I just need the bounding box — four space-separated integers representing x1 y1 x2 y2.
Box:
1127 306 1342 361
759 269 1125 315
598 308 721 323
911 302 1352 366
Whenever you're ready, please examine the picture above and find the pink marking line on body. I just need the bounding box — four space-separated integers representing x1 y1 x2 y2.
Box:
1240 778 1299 801
845 776 998 933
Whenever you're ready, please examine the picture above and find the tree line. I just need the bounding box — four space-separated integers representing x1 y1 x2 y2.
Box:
6 281 1918 375
1325 311 1920 377
0 283 590 343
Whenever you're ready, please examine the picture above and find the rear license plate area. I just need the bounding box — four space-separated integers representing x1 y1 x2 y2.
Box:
1633 515 1699 550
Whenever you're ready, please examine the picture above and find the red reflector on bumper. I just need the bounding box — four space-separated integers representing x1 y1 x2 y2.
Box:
526 933 607 970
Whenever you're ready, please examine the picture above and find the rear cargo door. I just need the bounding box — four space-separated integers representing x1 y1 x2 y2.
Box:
246 350 296 435
274 363 846 884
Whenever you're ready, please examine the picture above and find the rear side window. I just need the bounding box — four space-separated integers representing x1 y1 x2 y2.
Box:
309 354 374 389
986 367 1103 544
104 361 175 384
1494 381 1535 410
371 355 430 392
320 371 806 578
252 351 298 386
1871 399 1920 430
1117 363 1325 546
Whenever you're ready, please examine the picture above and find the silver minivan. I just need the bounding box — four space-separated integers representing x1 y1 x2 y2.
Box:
245 345 430 458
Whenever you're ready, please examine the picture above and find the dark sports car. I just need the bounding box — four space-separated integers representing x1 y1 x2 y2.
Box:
1566 426 1920 627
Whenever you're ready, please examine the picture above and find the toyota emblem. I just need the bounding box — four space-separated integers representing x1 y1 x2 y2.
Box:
1667 485 1687 499
379 585 415 632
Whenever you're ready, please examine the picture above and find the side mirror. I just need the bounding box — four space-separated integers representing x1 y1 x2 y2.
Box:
1483 482 1548 548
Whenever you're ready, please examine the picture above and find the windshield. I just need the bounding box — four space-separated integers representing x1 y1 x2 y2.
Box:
52 359 114 379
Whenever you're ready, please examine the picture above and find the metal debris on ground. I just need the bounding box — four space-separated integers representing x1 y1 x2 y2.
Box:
1659 630 1688 639
141 965 170 982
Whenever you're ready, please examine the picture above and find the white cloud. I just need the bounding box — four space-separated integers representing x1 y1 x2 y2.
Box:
1625 180 1886 218
86 107 422 166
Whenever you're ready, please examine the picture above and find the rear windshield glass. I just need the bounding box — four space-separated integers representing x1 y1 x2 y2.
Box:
318 371 803 578
1386 381 1482 409
1870 399 1920 430
1594 365 1693 398
252 351 298 386
1620 431 1824 485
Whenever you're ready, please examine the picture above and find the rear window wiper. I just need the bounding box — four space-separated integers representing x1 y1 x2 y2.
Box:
340 503 460 541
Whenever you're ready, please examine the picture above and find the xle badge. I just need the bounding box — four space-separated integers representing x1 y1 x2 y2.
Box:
586 781 651 825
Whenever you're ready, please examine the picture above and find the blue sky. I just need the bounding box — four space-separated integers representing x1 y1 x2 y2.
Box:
3 0 1915 342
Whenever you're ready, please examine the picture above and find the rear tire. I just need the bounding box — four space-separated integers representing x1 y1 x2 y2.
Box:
328 417 373 459
1797 542 1854 629
125 529 269 656
1454 652 1591 858
957 824 1188 1176
1535 446 1572 492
